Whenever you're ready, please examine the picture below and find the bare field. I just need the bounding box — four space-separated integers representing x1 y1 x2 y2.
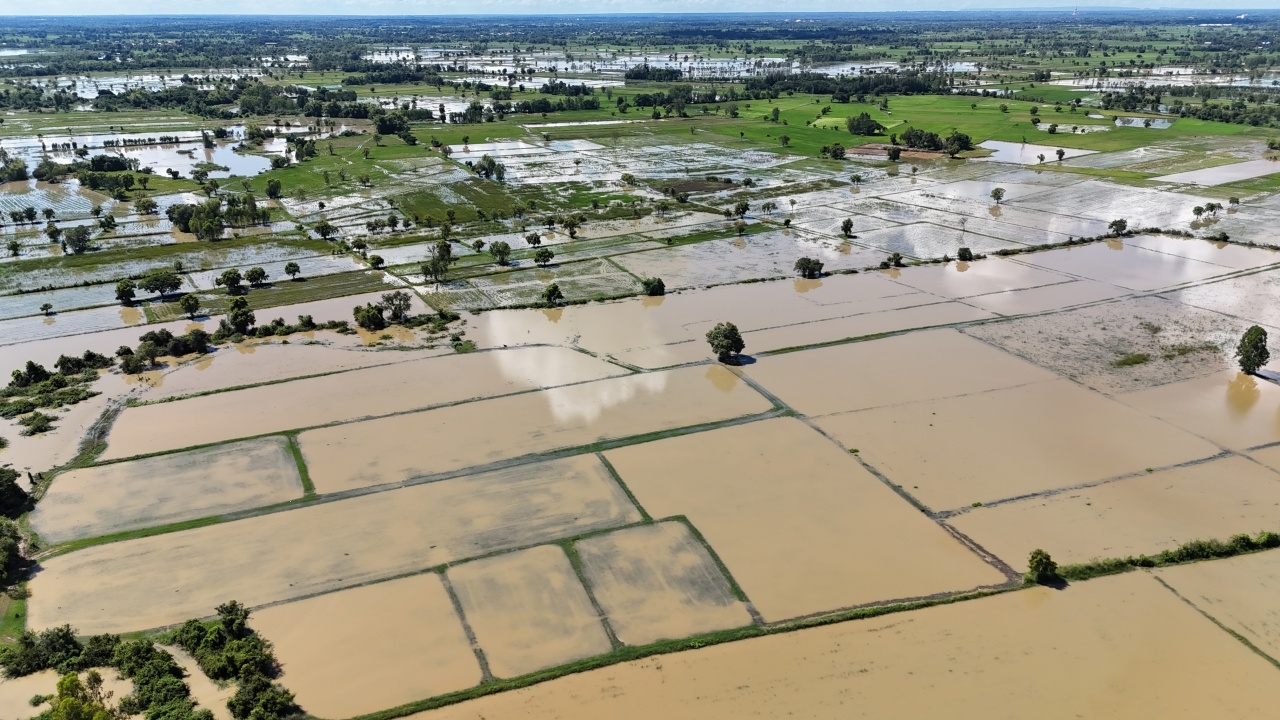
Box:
102 345 626 460
814 379 1220 511
448 545 613 679
31 436 303 544
254 574 481 719
28 455 641 634
1117 370 1280 451
604 419 1006 621
575 522 754 646
1157 549 1280 662
963 296 1244 395
950 455 1280 569
414 573 1280 720
299 365 772 493
745 329 1055 417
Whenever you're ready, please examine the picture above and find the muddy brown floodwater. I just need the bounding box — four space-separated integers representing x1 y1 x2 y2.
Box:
101 345 626 460
28 455 641 634
413 573 1280 720
254 574 481 719
950 455 1280 569
448 545 613 679
31 436 302 543
605 418 1006 621
298 365 771 493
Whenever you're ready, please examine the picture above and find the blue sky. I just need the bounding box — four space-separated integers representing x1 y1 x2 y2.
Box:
6 2 1279 16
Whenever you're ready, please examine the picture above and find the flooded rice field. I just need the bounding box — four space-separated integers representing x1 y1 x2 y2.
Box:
574 521 753 646
448 545 614 678
28 455 642 633
31 436 302 543
950 455 1280 569
414 573 1280 720
297 365 771 493
605 418 1006 621
102 345 626 459
255 574 482 719
815 378 1219 511
8 94 1280 720
1153 158 1280 186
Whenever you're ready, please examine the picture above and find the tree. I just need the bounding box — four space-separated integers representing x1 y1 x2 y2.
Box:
140 269 183 298
490 240 512 265
136 340 161 367
40 303 53 316
422 240 455 283
525 232 542 248
115 279 136 305
534 248 555 267
1027 548 1060 585
1108 218 1128 236
265 179 282 199
216 268 244 294
886 146 902 162
1193 206 1205 220
353 303 387 330
314 221 337 240
44 221 61 242
779 135 790 147
381 290 413 321
990 187 1006 205
706 322 745 362
5 240 17 257
1236 325 1270 375
943 130 973 157
368 255 385 269
840 218 854 237
179 293 201 319
1056 148 1066 162
957 247 974 262
63 226 92 255
733 200 750 218
284 261 301 280
542 283 564 305
119 353 146 374
641 277 665 296
1037 153 1046 164
244 267 269 287
795 257 824 279
226 296 255 334
135 196 159 214
846 112 884 136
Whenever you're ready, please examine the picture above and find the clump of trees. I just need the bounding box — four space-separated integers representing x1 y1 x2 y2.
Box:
1026 548 1060 585
794 257 824 279
1236 325 1270 375
641 277 666 296
845 112 883 136
171 601 297 720
1 351 114 427
706 322 745 363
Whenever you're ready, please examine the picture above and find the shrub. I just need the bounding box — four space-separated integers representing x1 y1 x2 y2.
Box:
1236 325 1270 375
1026 548 1059 585
706 322 745 362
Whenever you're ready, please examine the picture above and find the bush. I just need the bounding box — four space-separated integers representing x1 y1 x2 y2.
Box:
1026 548 1059 585
706 322 745 362
641 277 666 296
1236 325 1270 375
